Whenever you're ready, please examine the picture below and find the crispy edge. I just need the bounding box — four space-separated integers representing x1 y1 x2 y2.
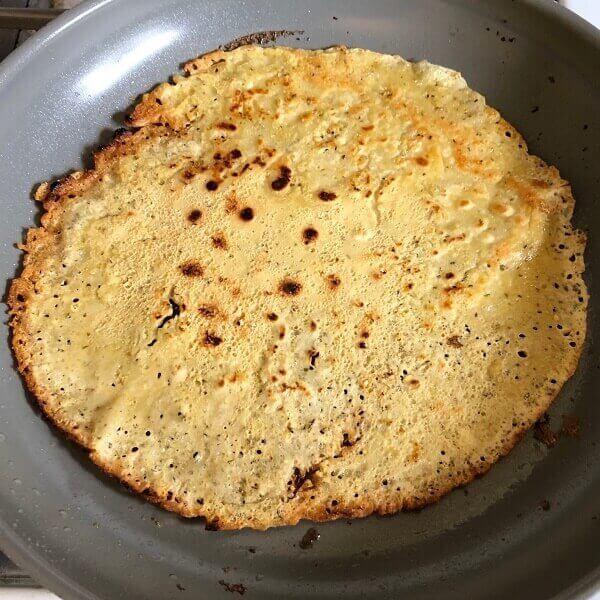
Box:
127 49 228 128
6 47 589 530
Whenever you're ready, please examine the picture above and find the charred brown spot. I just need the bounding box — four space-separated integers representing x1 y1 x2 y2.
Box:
198 305 218 318
187 209 202 223
216 122 237 131
443 284 463 294
358 341 367 349
288 466 319 499
318 190 337 201
447 335 463 348
416 157 429 166
229 148 242 159
239 207 254 221
179 260 203 277
211 233 228 250
267 312 278 321
341 432 354 447
206 180 219 191
309 320 317 331
279 279 302 296
405 282 414 291
302 227 318 244
271 166 291 190
327 274 341 289
360 330 370 339
206 520 220 531
203 332 223 347
445 272 455 279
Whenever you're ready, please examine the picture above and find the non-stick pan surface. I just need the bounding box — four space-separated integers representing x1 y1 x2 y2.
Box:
0 1 599 598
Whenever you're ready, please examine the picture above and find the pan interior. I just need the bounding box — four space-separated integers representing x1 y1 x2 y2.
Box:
0 1 598 599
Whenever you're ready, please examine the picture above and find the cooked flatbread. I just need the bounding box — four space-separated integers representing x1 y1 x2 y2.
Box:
9 46 587 529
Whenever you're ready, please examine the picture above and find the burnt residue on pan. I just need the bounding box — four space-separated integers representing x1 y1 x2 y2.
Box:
219 30 304 52
299 527 320 549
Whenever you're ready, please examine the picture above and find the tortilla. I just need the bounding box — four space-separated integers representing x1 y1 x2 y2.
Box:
8 46 587 529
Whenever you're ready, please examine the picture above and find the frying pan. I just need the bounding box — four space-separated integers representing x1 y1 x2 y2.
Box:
0 1 599 598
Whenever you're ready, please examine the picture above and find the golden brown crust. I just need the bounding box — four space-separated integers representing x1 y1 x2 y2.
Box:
7 45 587 530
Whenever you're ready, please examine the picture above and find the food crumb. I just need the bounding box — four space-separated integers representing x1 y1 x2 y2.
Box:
299 527 320 549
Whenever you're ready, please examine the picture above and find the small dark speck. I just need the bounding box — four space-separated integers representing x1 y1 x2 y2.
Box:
176 584 185 592
318 190 337 201
239 207 254 221
187 209 202 223
539 499 551 511
548 75 555 84
333 16 338 20
302 227 319 244
531 106 540 113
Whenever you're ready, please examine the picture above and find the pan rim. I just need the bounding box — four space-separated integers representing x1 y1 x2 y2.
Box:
0 0 599 598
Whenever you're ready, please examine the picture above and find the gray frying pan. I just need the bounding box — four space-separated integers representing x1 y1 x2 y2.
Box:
0 1 598 598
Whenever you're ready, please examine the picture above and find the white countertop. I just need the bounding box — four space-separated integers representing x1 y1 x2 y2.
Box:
0 591 59 600
0 1 598 598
